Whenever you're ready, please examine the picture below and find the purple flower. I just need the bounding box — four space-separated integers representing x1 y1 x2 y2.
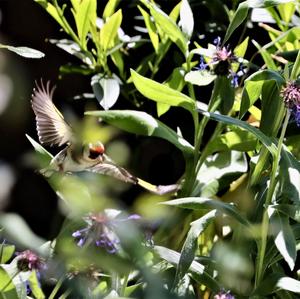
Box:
16 250 45 272
281 81 300 108
72 209 140 254
214 290 235 299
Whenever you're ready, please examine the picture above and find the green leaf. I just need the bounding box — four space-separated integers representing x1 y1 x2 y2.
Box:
85 110 194 155
72 0 97 49
278 2 295 24
269 208 296 270
138 6 159 53
100 9 122 52
271 204 300 222
161 197 249 226
0 45 45 59
0 266 18 299
0 244 15 264
91 75 120 110
197 109 278 157
234 36 249 58
184 70 216 86
142 0 188 56
291 50 300 80
254 273 300 295
28 271 45 299
180 0 194 39
174 210 217 285
252 40 277 70
131 69 195 113
154 246 220 292
103 0 120 19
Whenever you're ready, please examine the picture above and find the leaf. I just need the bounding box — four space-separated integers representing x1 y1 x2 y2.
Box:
269 208 296 270
161 197 249 227
0 244 15 263
100 9 122 52
0 266 19 299
252 39 277 70
271 204 300 222
234 36 249 58
131 69 195 113
154 246 220 292
278 2 296 24
141 0 188 56
103 0 120 19
28 271 45 299
1 45 45 59
91 75 120 110
184 71 216 86
254 273 300 295
291 50 300 80
197 110 278 157
180 0 194 39
175 210 217 284
85 110 194 155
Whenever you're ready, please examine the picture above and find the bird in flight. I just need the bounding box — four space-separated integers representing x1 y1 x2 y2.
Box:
31 80 178 195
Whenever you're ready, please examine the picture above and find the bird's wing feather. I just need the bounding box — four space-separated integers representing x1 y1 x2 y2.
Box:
88 154 138 184
31 80 72 146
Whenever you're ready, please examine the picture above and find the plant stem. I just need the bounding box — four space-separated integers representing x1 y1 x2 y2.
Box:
255 109 290 286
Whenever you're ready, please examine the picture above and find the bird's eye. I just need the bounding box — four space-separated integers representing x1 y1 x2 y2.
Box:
88 143 105 160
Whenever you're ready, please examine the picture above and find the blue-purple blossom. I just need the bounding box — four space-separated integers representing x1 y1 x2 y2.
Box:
16 250 45 272
214 290 235 299
72 210 141 254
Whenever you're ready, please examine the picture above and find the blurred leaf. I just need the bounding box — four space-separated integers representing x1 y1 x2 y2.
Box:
154 246 220 292
174 210 217 285
254 273 300 295
91 75 120 110
131 69 195 113
271 204 300 222
86 110 194 154
184 71 216 86
28 271 45 299
162 197 249 226
72 0 96 49
269 208 296 270
141 0 188 55
138 6 159 53
0 266 18 299
193 151 248 197
100 9 122 52
252 40 277 70
180 0 194 39
0 44 45 59
103 0 120 19
0 244 15 264
197 110 278 157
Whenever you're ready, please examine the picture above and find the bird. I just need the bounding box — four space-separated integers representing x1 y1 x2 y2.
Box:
31 80 178 195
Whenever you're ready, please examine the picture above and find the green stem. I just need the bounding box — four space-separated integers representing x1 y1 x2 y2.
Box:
255 109 290 286
49 276 65 299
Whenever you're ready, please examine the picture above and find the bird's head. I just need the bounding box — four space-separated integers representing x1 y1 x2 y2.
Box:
83 141 105 161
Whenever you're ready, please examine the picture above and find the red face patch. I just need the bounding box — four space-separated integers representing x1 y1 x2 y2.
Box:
88 143 105 159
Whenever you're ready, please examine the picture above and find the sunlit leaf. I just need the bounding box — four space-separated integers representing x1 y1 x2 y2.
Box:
28 271 45 299
184 70 216 86
0 244 15 264
103 0 120 19
0 266 19 299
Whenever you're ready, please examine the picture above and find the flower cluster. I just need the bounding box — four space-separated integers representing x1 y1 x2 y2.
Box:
72 209 140 254
16 250 45 272
198 37 244 87
214 290 235 299
281 80 300 126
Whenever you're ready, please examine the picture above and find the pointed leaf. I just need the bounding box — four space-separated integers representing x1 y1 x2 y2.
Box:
0 244 15 263
28 271 45 299
3 45 45 59
103 0 120 19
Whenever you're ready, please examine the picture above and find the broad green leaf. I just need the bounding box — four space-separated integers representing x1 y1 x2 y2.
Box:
180 0 194 39
252 40 277 70
0 266 18 299
254 273 300 295
91 75 120 110
204 128 257 155
138 6 159 53
131 69 195 112
103 0 120 19
0 244 15 263
162 197 249 226
72 0 96 49
85 110 194 155
154 246 220 291
28 271 45 299
234 36 249 58
269 208 296 270
175 210 217 285
100 9 122 52
0 45 45 59
193 151 247 197
184 71 216 86
141 0 188 56
197 109 278 157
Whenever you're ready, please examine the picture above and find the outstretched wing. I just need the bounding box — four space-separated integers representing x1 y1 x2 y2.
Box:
88 154 138 184
31 80 72 146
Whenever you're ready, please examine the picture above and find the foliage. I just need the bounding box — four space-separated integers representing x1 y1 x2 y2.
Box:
1 0 300 298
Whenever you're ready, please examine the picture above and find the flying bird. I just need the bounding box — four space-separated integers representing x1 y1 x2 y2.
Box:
31 80 178 195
